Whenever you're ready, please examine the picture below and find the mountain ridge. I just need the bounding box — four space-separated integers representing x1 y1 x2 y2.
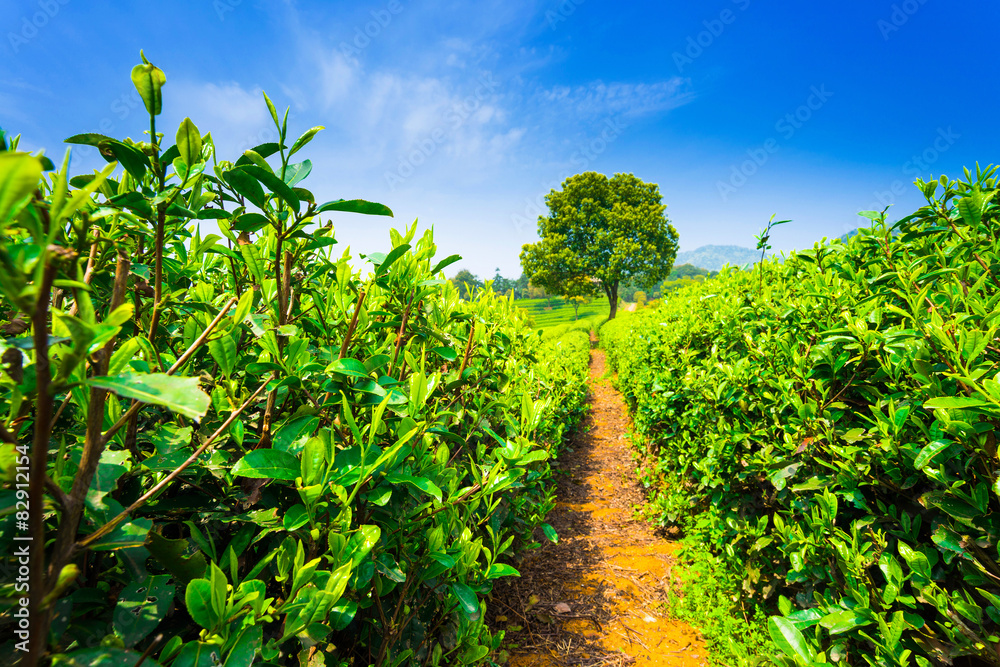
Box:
673 244 761 271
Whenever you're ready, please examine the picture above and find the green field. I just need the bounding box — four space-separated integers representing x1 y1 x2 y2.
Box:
514 295 612 329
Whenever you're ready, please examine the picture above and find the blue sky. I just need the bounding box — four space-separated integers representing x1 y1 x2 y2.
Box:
2 0 997 277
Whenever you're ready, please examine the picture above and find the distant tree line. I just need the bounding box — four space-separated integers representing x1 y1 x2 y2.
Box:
451 263 719 305
450 268 530 300
619 264 718 301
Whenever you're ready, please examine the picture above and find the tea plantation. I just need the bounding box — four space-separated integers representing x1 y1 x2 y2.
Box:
4 51 1000 667
0 57 590 666
602 168 1000 665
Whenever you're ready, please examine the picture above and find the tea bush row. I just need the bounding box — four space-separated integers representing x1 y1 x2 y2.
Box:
0 55 589 666
601 168 1000 665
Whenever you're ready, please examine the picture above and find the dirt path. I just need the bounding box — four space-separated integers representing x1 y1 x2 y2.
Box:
490 341 708 666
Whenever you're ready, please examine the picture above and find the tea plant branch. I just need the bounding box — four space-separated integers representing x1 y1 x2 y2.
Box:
44 475 69 510
376 572 418 666
45 251 133 596
338 290 367 360
133 633 163 667
27 251 58 667
281 248 293 325
65 237 99 317
457 321 476 382
77 374 273 550
146 204 167 343
167 296 238 375
972 252 1000 292
100 296 237 445
388 291 414 378
47 394 73 434
284 285 296 323
275 231 286 325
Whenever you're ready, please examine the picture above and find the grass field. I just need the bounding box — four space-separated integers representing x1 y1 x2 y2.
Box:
514 295 612 330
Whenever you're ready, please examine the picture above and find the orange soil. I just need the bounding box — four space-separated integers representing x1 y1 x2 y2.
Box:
496 341 708 666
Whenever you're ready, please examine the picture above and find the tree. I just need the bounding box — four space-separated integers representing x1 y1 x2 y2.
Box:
568 294 590 320
451 268 482 299
520 172 678 319
491 268 516 296
515 272 530 298
563 275 594 319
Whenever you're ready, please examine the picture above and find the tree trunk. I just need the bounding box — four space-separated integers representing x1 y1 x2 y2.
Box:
604 282 619 319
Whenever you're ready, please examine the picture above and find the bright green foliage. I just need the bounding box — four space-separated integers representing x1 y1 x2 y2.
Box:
520 172 679 320
664 539 775 666
602 167 1000 665
537 312 607 343
450 269 482 300
0 56 588 666
514 295 611 330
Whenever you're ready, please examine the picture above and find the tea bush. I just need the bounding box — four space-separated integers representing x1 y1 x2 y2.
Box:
0 55 588 666
538 312 606 342
602 168 1000 665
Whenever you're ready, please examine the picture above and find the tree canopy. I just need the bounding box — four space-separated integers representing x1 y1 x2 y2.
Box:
519 172 679 318
450 268 483 299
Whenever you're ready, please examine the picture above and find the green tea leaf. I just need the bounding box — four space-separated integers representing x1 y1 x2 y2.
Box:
486 563 520 579
914 439 952 470
86 373 210 421
430 346 458 362
283 159 312 187
243 164 300 214
51 648 161 667
239 243 266 285
768 616 812 661
386 472 443 503
185 579 219 630
0 153 43 222
232 449 300 481
223 167 267 209
208 334 237 378
328 358 370 378
113 575 174 648
101 140 149 182
819 609 872 635
88 518 152 552
176 118 203 171
64 133 116 148
924 396 993 410
431 254 462 275
288 126 324 158
172 641 218 667
130 52 166 116
223 625 262 667
375 243 411 276
451 583 480 621
231 289 254 326
316 199 393 217
283 504 310 531
146 531 207 585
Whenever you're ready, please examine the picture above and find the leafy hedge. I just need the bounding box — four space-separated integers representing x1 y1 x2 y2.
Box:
602 167 1000 665
538 312 606 342
0 55 588 666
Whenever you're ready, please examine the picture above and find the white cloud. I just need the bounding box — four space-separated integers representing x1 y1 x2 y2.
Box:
316 50 356 108
540 78 694 119
166 80 273 157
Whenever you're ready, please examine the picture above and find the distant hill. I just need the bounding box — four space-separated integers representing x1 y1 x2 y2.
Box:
674 245 760 271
